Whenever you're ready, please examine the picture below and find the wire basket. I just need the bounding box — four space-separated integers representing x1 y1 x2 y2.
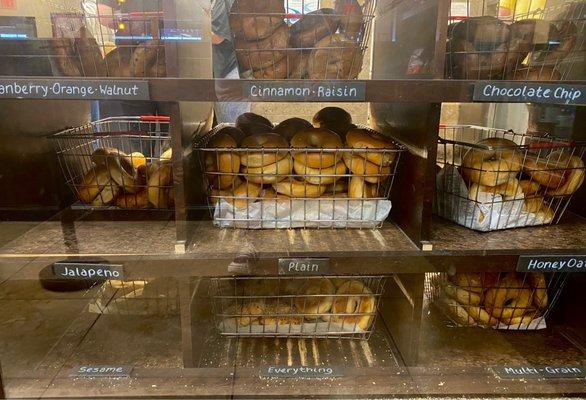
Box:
50 116 174 210
193 123 404 229
210 275 386 339
435 125 585 231
446 0 585 80
426 271 567 330
88 278 179 315
228 0 376 79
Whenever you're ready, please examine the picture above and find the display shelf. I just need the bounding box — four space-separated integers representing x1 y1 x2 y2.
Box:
430 213 586 256
1 77 584 104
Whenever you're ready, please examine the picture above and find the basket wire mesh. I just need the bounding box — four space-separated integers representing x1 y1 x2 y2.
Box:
435 125 585 231
227 0 376 79
426 271 567 330
193 123 404 229
446 0 585 80
210 275 386 339
50 116 174 210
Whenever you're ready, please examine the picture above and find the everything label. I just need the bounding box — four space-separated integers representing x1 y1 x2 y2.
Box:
0 79 149 100
53 262 124 280
243 81 366 101
473 82 585 105
493 365 586 379
260 366 342 378
517 255 585 272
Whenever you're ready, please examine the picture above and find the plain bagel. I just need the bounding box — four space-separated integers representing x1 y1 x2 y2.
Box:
293 159 347 185
240 133 289 167
295 278 335 318
330 280 376 330
273 179 328 198
290 128 343 168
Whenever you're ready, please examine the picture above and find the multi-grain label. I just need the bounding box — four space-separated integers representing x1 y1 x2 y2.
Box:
493 365 586 379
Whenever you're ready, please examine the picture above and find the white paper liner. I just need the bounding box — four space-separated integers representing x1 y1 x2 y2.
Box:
435 165 551 231
219 318 366 334
212 198 392 229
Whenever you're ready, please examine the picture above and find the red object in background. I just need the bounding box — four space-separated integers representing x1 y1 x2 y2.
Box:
0 0 17 10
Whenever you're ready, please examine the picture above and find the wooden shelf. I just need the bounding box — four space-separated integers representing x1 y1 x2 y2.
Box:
1 77 583 104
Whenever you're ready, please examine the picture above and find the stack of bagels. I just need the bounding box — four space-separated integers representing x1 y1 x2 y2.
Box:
230 0 365 79
224 278 376 332
204 108 398 208
52 27 166 77
461 137 585 224
447 16 577 80
77 147 174 209
439 272 549 328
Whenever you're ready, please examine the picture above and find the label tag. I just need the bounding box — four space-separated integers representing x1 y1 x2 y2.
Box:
278 258 329 275
517 255 586 272
260 366 342 378
473 82 585 105
492 365 586 380
243 81 366 102
53 262 124 280
70 365 133 378
0 79 149 100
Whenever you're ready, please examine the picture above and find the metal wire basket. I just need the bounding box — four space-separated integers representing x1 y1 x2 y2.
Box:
210 275 386 339
446 0 585 80
425 271 567 330
228 0 376 79
193 123 404 229
50 116 174 210
435 125 585 231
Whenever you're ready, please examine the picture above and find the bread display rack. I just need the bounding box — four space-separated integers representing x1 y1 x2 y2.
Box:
435 125 586 231
0 0 585 398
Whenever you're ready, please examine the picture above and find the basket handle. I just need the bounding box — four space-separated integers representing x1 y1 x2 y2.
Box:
140 116 171 122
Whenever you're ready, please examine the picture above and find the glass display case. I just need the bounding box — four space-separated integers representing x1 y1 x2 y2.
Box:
0 0 585 398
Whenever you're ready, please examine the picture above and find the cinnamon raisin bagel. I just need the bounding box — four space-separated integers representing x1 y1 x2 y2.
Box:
307 33 364 79
229 0 285 40
289 8 340 48
272 118 313 141
240 133 289 167
235 24 289 71
290 128 343 168
312 107 353 136
236 113 273 136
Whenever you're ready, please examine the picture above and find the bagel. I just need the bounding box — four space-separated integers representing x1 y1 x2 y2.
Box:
235 113 273 136
129 152 147 168
336 0 364 40
74 27 107 77
468 179 524 202
274 179 328 198
295 278 335 318
116 190 149 209
235 24 288 71
205 133 241 189
237 302 265 326
509 66 562 81
324 179 349 194
226 181 262 209
442 281 482 306
518 180 541 195
272 118 313 141
527 272 548 309
261 302 302 326
289 8 340 48
252 54 288 79
215 126 247 146
240 133 289 167
147 163 173 208
307 33 364 80
342 153 391 183
466 305 500 327
521 157 566 189
461 138 522 187
523 196 555 223
229 0 285 40
484 274 533 321
539 20 577 65
448 273 484 293
293 159 347 185
312 107 352 135
91 148 140 194
440 297 476 326
260 187 290 201
447 16 510 79
501 311 537 327
346 128 397 166
91 180 120 206
330 280 375 330
160 148 173 162
290 128 343 168
348 176 379 198
77 166 111 203
545 152 585 196
242 155 293 184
